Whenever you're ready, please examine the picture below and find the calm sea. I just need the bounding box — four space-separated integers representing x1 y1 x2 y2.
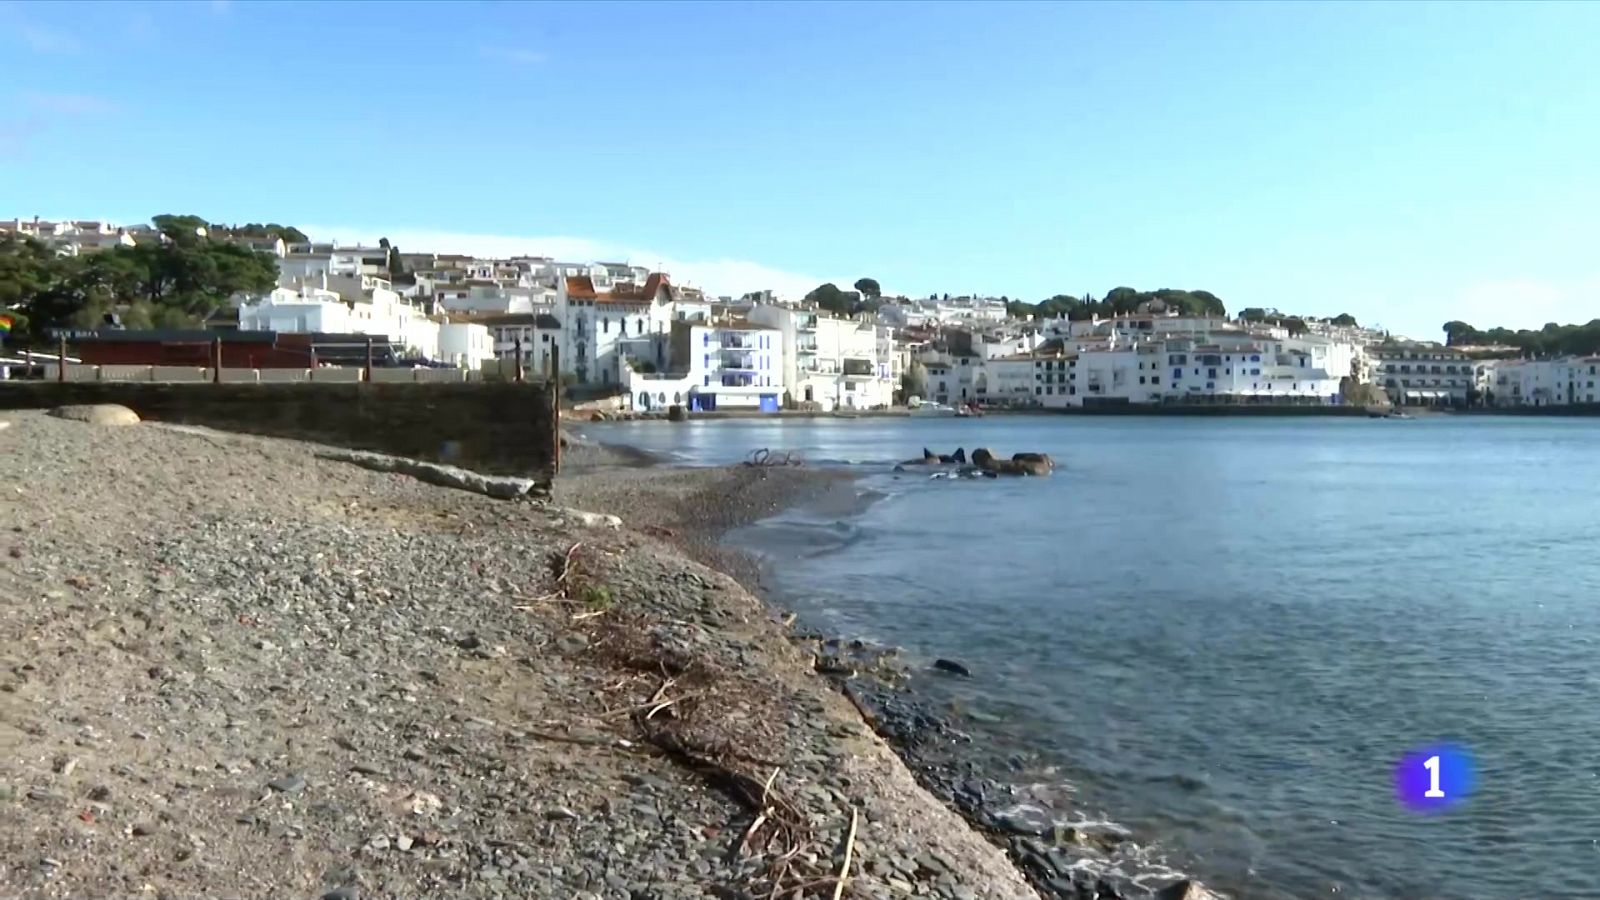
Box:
584 415 1600 899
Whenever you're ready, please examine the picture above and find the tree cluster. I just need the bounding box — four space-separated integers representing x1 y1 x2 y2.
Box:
1443 319 1600 357
1006 287 1227 321
0 214 282 338
215 222 310 244
806 279 884 317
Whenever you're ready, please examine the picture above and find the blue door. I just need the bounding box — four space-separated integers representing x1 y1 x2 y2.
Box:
759 394 779 413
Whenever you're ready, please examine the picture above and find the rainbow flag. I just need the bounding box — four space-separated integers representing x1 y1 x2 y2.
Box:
0 314 11 333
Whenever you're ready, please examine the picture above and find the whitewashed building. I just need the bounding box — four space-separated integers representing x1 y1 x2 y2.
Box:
624 320 785 413
555 273 676 385
747 304 896 409
236 281 492 369
1367 344 1481 405
1487 357 1600 407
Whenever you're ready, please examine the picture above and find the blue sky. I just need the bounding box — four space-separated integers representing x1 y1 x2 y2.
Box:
2 0 1597 339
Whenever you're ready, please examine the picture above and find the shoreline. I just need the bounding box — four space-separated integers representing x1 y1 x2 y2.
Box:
555 438 1218 900
2 410 1039 899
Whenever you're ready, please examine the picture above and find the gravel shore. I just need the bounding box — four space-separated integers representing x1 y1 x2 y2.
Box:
0 411 1037 899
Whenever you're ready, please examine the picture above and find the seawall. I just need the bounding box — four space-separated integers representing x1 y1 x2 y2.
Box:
0 381 559 484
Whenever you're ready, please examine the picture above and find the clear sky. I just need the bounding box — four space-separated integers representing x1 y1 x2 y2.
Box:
2 0 1596 340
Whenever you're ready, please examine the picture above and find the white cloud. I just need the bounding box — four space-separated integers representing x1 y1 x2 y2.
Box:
20 91 116 115
300 225 831 299
479 46 546 66
19 22 79 53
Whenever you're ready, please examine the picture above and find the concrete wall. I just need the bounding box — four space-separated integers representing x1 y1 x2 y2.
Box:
0 382 560 485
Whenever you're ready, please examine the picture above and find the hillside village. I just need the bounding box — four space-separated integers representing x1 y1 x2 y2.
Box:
3 216 1598 411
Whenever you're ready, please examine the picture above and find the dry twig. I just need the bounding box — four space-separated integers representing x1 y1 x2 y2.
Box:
832 808 860 900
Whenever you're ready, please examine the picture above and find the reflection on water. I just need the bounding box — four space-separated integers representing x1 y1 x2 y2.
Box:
587 416 1600 899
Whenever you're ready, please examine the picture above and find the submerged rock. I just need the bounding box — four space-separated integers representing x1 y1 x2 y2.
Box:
933 658 972 677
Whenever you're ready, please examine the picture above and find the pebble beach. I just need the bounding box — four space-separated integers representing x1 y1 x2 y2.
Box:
0 410 1038 899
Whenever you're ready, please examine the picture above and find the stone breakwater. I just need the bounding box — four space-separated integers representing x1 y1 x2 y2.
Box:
0 411 1034 899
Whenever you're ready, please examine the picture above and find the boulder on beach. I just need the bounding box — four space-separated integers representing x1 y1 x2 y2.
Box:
48 404 140 426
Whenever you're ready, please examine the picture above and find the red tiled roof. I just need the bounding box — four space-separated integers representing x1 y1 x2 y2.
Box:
565 272 672 305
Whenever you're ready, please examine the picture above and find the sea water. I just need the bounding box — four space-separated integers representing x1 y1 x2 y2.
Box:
585 415 1600 899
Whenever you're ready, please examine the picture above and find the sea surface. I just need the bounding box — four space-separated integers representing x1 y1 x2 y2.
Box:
582 415 1600 900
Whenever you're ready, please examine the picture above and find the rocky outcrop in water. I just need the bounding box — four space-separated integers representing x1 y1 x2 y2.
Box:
971 448 1053 476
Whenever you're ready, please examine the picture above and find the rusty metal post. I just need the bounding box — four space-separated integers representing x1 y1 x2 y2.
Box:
57 333 66 383
514 337 524 384
212 337 222 384
364 337 374 383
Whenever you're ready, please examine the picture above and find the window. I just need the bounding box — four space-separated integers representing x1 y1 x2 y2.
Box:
1208 368 1218 379
1152 376 1160 385
1046 386 1054 395
1250 355 1260 362
1069 386 1076 395
1139 376 1147 385
1173 368 1182 380
1035 387 1042 395
1206 382 1215 390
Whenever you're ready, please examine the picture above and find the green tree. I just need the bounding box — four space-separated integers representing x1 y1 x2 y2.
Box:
6 216 279 335
804 282 861 317
1331 312 1358 327
853 277 881 299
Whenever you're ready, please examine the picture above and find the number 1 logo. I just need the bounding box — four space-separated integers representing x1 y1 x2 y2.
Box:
1396 744 1474 812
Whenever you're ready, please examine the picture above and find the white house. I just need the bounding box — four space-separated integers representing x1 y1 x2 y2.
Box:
624 320 785 413
470 311 564 377
555 273 676 385
1367 344 1480 405
237 279 489 368
747 304 896 410
436 320 496 370
1488 357 1600 407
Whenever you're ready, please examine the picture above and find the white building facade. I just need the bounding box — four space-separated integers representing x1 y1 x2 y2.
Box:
748 304 896 410
624 321 785 413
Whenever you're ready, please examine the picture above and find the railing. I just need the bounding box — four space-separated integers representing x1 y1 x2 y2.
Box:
38 362 474 384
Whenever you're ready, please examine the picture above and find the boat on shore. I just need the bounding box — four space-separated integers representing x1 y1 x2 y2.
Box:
911 402 963 418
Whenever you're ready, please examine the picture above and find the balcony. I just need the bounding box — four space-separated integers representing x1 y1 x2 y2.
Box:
843 358 874 377
795 337 819 352
721 350 757 370
796 316 818 332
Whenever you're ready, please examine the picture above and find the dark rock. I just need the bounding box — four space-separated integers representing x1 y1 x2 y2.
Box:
267 774 307 794
87 785 112 802
1154 880 1212 900
322 887 361 900
1095 878 1125 899
455 634 482 650
933 658 971 677
544 806 580 821
131 822 157 836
